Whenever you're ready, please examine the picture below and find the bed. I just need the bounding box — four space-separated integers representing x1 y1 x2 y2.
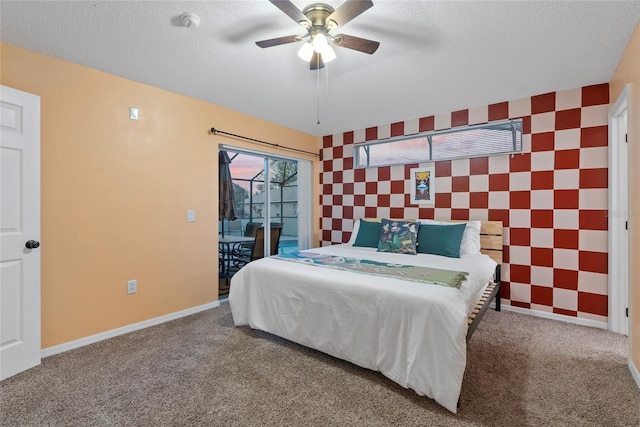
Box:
229 219 502 413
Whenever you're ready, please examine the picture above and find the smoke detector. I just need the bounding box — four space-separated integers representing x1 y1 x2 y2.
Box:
180 12 200 29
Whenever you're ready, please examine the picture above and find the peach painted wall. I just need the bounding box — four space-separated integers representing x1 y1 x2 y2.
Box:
610 22 640 377
0 43 320 349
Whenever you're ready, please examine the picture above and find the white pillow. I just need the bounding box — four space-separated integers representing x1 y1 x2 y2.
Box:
346 219 361 245
418 219 481 255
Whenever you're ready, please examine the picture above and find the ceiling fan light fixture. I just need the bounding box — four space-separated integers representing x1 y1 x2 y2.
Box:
320 45 336 63
311 32 329 53
256 0 379 71
298 42 314 62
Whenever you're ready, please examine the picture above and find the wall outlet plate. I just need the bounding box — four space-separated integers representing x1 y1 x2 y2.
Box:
127 279 137 294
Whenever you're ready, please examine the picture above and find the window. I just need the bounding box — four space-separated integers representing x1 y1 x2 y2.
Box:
354 119 523 168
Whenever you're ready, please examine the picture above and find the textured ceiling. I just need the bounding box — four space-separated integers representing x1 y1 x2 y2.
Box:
1 1 639 137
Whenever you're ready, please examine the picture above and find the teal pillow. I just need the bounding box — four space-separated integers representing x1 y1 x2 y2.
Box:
353 219 382 248
417 223 466 258
376 219 419 255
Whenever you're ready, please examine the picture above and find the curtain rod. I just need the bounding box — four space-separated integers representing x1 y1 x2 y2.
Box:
210 128 320 158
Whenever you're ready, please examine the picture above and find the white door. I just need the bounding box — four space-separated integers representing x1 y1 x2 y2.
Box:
620 109 629 336
0 85 41 380
609 86 630 336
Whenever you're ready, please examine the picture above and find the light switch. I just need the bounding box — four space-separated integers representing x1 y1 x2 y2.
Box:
187 209 195 222
129 107 139 120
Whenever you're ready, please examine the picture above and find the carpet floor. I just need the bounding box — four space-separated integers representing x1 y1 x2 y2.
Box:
1 303 638 426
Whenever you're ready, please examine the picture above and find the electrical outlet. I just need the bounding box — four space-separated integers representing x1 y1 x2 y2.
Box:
127 280 137 294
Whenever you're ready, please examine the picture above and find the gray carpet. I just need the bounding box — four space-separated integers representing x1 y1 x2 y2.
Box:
1 303 639 426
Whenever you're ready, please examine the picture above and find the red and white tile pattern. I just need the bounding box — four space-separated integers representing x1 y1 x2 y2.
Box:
320 83 609 323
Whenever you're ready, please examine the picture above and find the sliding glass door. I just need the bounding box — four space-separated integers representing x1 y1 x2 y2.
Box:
219 147 312 258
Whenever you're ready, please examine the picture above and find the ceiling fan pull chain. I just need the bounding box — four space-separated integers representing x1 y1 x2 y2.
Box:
317 64 321 125
325 61 330 92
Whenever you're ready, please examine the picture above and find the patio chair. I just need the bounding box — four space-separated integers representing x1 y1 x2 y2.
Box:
233 225 283 269
232 222 261 258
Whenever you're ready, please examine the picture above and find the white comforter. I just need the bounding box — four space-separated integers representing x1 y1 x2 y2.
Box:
229 245 497 413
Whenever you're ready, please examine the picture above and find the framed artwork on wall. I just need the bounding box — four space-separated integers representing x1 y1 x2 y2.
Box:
409 167 435 205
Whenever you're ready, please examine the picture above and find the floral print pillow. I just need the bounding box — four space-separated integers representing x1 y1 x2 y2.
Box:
377 219 419 255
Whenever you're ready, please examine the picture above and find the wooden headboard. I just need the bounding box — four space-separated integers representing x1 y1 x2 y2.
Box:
449 220 503 265
357 218 503 265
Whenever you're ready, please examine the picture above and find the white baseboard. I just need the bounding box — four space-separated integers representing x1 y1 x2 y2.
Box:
631 359 640 391
499 304 608 330
41 301 220 358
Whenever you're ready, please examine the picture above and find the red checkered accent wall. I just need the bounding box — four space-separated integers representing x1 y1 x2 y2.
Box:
320 83 609 323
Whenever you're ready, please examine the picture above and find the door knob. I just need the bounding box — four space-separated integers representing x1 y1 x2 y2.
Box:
25 240 40 249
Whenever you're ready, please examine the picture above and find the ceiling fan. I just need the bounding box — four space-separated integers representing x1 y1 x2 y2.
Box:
256 0 380 70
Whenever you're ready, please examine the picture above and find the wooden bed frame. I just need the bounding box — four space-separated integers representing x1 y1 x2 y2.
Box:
452 220 503 342
359 219 503 342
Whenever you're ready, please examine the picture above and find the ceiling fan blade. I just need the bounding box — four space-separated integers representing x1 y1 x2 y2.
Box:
310 52 325 70
333 34 380 54
269 0 311 26
256 35 301 48
326 0 373 27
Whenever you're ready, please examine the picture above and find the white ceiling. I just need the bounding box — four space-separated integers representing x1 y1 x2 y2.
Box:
2 1 639 137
